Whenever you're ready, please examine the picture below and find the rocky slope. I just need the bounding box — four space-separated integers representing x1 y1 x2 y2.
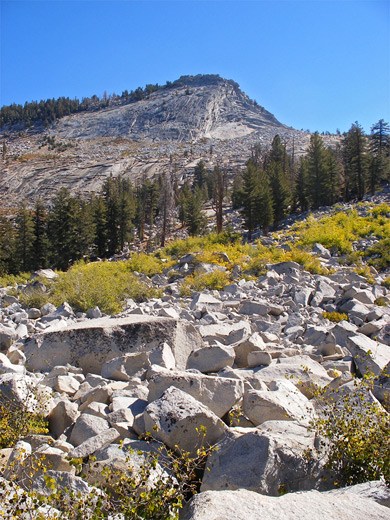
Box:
0 75 340 208
0 196 389 518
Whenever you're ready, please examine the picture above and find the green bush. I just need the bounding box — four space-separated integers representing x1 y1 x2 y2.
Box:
0 384 49 449
50 261 160 314
311 376 390 487
322 312 348 323
0 429 216 519
180 270 231 296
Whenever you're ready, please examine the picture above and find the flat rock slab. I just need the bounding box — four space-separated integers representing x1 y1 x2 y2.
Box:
25 316 203 373
180 488 390 520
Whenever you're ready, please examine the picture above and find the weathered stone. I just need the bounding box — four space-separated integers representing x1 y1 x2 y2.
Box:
187 345 235 373
238 301 268 316
144 387 228 456
86 306 102 319
201 420 331 495
180 487 390 520
312 243 332 258
101 352 150 381
49 400 80 439
246 350 272 367
68 428 120 459
346 334 390 376
147 365 244 418
233 333 266 368
25 316 203 373
248 356 332 398
27 308 41 319
69 414 110 447
148 342 176 369
0 324 17 351
243 380 314 426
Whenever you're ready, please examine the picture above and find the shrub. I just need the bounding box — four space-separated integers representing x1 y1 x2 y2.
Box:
0 272 31 288
0 383 49 449
382 277 390 289
370 202 390 217
310 376 390 487
322 312 348 323
180 270 231 296
125 254 170 277
49 261 160 314
0 429 216 519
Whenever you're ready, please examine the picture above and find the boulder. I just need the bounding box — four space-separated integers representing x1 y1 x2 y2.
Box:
148 342 176 369
180 487 390 520
101 352 150 381
25 316 203 373
69 414 110 447
345 334 390 376
144 387 228 456
238 301 268 316
49 399 80 439
243 380 314 426
201 420 331 495
147 365 244 417
186 345 235 373
68 428 120 459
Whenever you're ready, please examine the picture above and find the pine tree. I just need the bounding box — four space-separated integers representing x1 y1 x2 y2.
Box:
177 182 192 228
343 122 369 200
0 215 16 275
268 161 290 223
32 199 49 270
185 187 207 236
15 202 35 272
256 168 274 234
265 135 291 223
211 165 225 233
370 119 390 189
159 172 175 247
306 132 329 208
324 147 341 205
48 188 77 270
294 158 309 212
92 195 107 258
240 159 261 239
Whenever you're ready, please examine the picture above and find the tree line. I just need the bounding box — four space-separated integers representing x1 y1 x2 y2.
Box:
0 119 388 276
232 120 390 238
0 75 231 129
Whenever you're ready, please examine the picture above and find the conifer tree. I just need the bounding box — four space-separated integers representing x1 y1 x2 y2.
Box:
256 168 274 234
92 195 107 258
15 202 35 272
268 161 290 224
370 119 390 189
306 132 329 208
294 158 309 212
240 159 261 239
324 147 341 205
159 172 175 247
0 215 16 275
185 187 207 236
32 199 49 270
343 122 369 200
211 165 225 233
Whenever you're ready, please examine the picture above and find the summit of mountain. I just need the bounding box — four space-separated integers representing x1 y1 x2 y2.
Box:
47 74 284 142
0 74 339 207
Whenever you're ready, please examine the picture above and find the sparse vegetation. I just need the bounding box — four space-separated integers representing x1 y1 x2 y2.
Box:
322 312 348 323
310 375 390 487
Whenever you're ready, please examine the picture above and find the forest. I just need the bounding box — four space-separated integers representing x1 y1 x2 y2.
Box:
0 119 388 276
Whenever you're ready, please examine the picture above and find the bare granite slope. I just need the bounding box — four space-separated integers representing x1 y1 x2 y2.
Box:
0 75 340 207
48 75 283 142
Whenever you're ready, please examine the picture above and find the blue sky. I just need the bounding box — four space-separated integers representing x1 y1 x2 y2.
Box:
1 0 389 133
